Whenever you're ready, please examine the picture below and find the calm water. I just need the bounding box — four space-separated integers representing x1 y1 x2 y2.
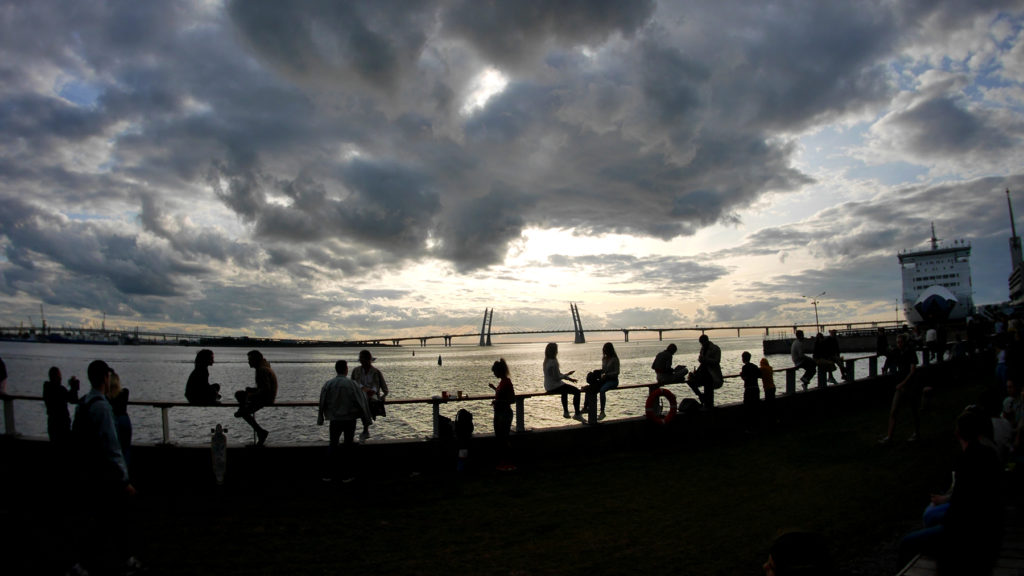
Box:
0 336 861 445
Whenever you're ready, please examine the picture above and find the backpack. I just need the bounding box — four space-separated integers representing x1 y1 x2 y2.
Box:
454 409 474 441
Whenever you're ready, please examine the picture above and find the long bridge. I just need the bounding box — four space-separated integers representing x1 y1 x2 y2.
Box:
0 303 903 348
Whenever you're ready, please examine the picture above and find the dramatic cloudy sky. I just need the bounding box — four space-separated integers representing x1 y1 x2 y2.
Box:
2 0 1024 341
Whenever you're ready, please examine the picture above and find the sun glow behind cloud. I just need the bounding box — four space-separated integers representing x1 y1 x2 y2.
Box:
460 67 509 115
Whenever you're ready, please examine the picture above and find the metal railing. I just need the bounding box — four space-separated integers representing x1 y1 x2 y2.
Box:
1 355 891 444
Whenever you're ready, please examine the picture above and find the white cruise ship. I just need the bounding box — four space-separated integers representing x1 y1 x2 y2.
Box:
898 224 974 325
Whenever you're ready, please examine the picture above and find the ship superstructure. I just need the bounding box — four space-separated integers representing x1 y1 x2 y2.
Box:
899 224 973 325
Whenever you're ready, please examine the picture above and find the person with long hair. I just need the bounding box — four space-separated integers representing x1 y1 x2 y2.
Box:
596 342 620 420
185 349 221 405
106 370 132 468
489 358 516 470
543 343 583 422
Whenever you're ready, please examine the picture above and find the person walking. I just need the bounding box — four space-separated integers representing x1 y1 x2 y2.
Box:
543 342 583 421
71 360 137 574
317 359 372 482
351 349 389 441
234 350 277 446
879 333 920 444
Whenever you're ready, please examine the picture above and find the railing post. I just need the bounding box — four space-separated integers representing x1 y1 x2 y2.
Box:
3 396 16 436
160 405 171 445
431 399 441 439
869 356 878 377
786 369 796 395
844 359 855 382
515 397 525 433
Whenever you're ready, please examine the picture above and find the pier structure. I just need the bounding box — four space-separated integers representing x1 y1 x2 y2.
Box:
571 302 585 343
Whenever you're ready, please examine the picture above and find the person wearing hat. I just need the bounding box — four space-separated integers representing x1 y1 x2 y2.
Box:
351 349 389 441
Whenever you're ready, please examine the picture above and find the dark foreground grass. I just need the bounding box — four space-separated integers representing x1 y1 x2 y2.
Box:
0 376 987 576
133 380 980 576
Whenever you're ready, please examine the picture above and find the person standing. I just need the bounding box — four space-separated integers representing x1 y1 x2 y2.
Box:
689 335 722 408
760 357 777 424
317 360 372 482
185 349 221 405
489 358 516 470
234 350 277 446
71 360 136 574
879 333 920 444
791 330 817 390
351 349 389 441
651 343 677 384
106 370 132 469
543 342 583 421
43 366 79 444
740 352 761 432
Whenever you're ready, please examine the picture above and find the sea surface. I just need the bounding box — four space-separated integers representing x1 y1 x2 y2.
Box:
0 336 869 445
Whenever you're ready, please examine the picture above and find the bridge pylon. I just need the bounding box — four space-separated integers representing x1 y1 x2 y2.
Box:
478 308 494 346
571 302 586 344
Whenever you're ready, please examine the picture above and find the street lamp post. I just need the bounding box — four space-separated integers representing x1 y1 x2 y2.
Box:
803 291 825 330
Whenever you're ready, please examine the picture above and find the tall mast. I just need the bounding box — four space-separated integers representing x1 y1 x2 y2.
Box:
1009 189 1023 272
929 222 938 250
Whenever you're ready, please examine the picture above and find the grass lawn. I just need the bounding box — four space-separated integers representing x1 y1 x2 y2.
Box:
127 375 988 575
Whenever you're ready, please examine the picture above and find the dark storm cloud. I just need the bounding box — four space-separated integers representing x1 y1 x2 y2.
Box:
441 0 656 69
227 0 435 93
881 96 1019 157
1 0 1021 337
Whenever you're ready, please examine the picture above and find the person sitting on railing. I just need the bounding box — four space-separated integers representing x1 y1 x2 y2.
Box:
185 349 221 405
43 366 79 445
651 343 677 385
543 342 583 422
790 330 816 390
582 342 620 421
234 350 277 446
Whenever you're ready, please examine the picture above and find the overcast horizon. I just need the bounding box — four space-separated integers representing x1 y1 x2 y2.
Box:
2 1 1023 340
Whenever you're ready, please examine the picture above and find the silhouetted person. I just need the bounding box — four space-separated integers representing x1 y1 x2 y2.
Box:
0 355 6 394
43 366 79 444
790 330 816 389
71 360 136 574
899 407 1003 574
106 370 132 469
689 335 721 408
879 333 919 444
593 342 620 420
543 342 583 421
489 358 516 470
235 350 277 446
317 360 371 482
760 357 777 424
351 349 388 441
652 343 677 384
185 349 221 405
740 352 761 432
876 327 893 374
